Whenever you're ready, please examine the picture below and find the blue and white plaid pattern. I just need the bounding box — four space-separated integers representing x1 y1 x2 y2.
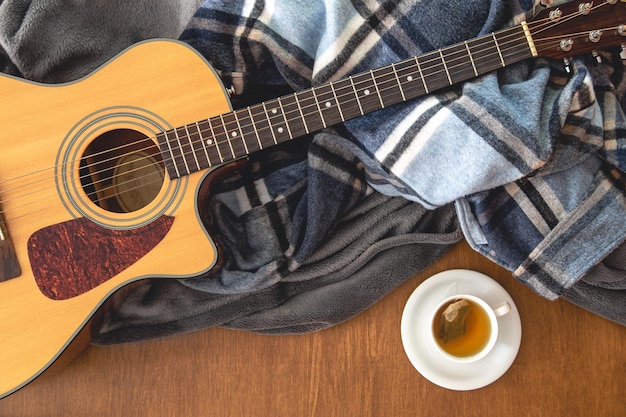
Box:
182 0 626 299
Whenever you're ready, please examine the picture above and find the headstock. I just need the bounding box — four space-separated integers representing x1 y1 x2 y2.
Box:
529 0 626 59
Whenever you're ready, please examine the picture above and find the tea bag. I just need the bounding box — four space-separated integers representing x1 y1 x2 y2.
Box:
438 299 470 343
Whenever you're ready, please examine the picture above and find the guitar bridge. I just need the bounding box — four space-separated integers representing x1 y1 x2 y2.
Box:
0 207 21 282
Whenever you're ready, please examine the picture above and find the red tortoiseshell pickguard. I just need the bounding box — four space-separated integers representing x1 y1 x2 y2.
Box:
27 216 174 300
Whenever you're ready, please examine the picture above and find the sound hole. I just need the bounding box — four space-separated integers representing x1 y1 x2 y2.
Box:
80 129 165 213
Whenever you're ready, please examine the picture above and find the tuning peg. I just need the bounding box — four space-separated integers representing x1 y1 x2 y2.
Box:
563 57 571 74
621 45 626 61
592 51 602 64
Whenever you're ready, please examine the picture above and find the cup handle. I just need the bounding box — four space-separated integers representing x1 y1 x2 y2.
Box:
493 301 511 317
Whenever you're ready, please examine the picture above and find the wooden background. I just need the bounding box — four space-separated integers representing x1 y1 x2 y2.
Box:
1 240 625 417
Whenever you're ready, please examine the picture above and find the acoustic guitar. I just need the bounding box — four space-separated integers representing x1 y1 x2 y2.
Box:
0 0 624 398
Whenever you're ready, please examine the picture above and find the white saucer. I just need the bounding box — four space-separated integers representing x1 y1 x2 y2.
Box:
401 269 522 391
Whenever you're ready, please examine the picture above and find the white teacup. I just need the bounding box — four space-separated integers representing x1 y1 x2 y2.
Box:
430 294 511 363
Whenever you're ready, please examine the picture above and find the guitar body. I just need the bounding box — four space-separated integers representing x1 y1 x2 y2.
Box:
0 40 229 398
0 0 623 399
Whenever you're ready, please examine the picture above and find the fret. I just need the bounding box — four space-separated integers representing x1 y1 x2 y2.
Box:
310 88 327 128
370 70 385 109
294 93 309 133
261 102 280 145
295 89 325 132
184 124 206 170
350 72 384 115
247 107 263 150
278 95 307 139
439 50 453 85
313 83 344 126
442 43 479 85
391 63 407 102
175 128 192 175
329 82 346 122
276 97 294 139
174 127 195 174
156 131 179 178
232 111 250 154
220 113 246 158
167 129 189 175
233 108 262 154
417 52 450 93
331 78 361 120
349 77 364 115
244 107 263 149
191 122 212 168
492 33 505 67
196 119 222 166
464 41 478 77
466 36 507 75
247 104 275 149
209 116 232 162
265 99 292 143
206 117 225 163
499 27 531 65
248 107 263 149
413 56 428 94
394 59 426 101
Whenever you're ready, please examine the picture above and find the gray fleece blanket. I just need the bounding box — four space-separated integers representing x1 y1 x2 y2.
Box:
0 0 624 343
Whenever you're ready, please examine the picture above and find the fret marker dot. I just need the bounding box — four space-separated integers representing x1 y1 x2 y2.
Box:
364 89 370 95
272 108 278 114
325 102 332 108
206 139 213 145
407 75 413 81
277 127 284 134
231 131 238 137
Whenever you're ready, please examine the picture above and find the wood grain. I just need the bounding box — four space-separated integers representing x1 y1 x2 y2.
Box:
2 240 624 417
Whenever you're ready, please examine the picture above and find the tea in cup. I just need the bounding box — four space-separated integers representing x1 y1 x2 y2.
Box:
431 294 510 363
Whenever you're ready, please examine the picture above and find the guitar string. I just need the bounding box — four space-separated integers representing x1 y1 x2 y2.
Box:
0 23 532 205
153 0 615 167
0 10 610 218
0 24 535 215
0 4 598 197
0 27 522 187
65 7 623 186
5 17 552 189
28 24 537 177
0 22 608 220
0 0 608 195
0 3 616 222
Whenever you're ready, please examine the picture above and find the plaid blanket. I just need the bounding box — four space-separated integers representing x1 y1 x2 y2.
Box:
181 0 626 300
1 0 624 339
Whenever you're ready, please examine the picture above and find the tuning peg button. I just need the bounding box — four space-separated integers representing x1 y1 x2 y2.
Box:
589 30 602 43
549 8 562 21
592 51 602 64
578 2 592 14
560 39 574 52
563 57 571 73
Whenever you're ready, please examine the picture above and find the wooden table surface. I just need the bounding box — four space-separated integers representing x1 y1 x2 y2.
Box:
1 240 624 417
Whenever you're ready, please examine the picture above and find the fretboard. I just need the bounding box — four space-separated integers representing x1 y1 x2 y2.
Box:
158 24 533 179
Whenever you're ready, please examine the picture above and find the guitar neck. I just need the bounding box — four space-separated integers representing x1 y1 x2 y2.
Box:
158 23 533 179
